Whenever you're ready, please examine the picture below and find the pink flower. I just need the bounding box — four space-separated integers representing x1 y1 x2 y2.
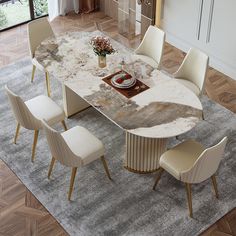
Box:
90 35 116 56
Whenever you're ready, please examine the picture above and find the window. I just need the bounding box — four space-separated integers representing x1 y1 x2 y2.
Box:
0 0 48 31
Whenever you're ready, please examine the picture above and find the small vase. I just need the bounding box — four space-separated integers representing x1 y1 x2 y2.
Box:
98 55 106 68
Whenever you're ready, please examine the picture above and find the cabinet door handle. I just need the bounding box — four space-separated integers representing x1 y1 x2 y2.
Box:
145 0 151 6
196 0 203 40
137 0 152 6
206 0 215 43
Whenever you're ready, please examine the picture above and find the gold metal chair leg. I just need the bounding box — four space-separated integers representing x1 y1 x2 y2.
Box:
31 130 39 163
48 157 56 179
45 72 51 97
14 123 21 144
31 65 36 83
211 175 219 199
185 183 193 218
68 167 78 201
202 111 205 120
153 168 164 190
61 120 68 131
101 156 112 180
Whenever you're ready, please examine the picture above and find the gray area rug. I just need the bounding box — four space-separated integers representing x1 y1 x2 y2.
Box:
0 58 236 236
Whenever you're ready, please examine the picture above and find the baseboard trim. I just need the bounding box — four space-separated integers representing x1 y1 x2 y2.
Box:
164 31 236 80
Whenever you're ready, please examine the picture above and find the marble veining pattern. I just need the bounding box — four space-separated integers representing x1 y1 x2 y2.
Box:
35 31 203 138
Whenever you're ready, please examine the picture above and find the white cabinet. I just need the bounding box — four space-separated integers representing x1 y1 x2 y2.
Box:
162 0 201 46
161 0 236 79
203 0 236 76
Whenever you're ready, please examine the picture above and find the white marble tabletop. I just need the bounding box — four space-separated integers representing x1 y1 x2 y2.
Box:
35 31 202 138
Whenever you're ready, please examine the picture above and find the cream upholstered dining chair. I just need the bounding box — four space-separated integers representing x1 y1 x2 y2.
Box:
174 48 209 96
28 17 55 97
41 120 112 201
153 137 228 218
5 85 67 162
135 25 165 69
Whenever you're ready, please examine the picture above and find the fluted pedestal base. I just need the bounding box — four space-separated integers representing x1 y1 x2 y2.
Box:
124 132 167 173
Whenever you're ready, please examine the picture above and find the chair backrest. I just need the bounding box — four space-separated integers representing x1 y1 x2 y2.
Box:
28 17 54 58
135 25 165 69
174 48 209 94
5 85 40 130
41 120 82 168
181 137 228 183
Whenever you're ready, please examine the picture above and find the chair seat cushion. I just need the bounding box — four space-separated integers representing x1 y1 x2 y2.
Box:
32 58 46 72
175 78 200 96
160 140 205 180
62 126 104 166
134 54 159 68
25 95 65 126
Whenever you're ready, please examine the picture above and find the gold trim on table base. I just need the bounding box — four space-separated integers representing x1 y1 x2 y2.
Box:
124 166 160 174
125 132 167 174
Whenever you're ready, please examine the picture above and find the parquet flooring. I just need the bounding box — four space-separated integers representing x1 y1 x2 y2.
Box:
0 10 236 236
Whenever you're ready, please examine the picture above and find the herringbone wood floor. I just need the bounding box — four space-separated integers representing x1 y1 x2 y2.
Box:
0 160 68 236
1 11 236 236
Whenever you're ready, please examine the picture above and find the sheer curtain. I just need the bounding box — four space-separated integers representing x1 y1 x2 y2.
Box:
79 0 98 13
48 0 98 21
48 0 78 21
59 0 79 15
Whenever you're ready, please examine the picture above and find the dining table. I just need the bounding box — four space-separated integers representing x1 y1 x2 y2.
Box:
35 31 203 174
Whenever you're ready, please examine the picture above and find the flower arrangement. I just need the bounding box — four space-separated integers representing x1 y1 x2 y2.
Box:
90 36 116 57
